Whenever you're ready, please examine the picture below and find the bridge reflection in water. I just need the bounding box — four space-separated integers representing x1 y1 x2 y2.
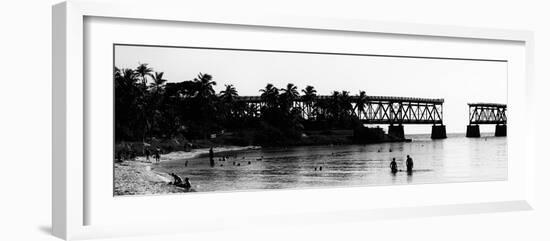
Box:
234 95 447 139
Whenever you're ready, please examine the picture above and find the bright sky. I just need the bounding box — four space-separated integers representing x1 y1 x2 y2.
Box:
115 45 507 134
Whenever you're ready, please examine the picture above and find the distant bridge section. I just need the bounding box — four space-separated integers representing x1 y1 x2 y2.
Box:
234 95 447 139
466 103 507 137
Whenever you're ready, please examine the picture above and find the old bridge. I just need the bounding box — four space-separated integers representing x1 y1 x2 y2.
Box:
234 95 447 139
466 103 507 137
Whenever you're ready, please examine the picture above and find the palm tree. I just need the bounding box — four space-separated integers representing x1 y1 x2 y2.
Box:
301 85 317 119
193 73 216 99
121 68 138 84
329 91 341 119
135 63 153 86
281 83 299 101
259 83 279 108
150 72 167 93
220 84 239 120
280 83 299 112
340 91 352 117
354 91 367 119
220 84 238 102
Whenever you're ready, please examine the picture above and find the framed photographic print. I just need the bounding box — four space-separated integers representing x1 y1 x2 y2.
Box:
53 0 535 240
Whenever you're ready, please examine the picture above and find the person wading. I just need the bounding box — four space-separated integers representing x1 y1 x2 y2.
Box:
390 158 398 174
209 147 215 167
406 155 414 174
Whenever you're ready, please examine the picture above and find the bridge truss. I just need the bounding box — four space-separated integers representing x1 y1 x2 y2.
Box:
468 103 507 125
234 95 444 125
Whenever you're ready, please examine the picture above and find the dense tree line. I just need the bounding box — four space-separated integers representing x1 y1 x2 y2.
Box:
115 64 367 146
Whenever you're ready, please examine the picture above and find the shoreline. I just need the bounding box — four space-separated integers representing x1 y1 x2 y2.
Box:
114 145 259 195
134 145 261 163
114 161 181 195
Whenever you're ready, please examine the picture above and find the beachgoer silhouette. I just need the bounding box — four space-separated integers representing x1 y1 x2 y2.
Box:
406 155 414 174
319 166 323 171
182 177 191 190
145 148 150 162
154 149 160 163
170 173 183 186
184 160 188 167
209 147 215 167
390 158 398 174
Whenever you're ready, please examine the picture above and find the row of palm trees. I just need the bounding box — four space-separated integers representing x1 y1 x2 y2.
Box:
114 63 368 144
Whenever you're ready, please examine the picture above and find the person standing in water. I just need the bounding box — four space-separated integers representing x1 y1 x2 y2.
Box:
153 148 161 163
390 158 398 174
406 155 414 174
209 147 215 167
144 148 150 162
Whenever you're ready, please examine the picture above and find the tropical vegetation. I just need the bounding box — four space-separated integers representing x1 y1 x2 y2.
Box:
115 64 370 146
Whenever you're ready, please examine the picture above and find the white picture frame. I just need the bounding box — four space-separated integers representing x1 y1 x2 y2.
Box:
52 0 535 240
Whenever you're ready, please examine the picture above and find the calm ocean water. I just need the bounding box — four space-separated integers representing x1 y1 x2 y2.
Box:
155 133 507 193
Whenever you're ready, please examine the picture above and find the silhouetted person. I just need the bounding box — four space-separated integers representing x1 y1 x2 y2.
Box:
406 155 414 174
182 177 191 190
154 149 160 163
390 158 398 174
184 160 188 167
170 173 183 186
209 147 215 167
144 148 151 162
319 166 323 171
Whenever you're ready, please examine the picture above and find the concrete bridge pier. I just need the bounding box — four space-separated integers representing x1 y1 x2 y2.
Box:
495 124 507 137
431 125 447 139
388 124 405 139
466 125 480 138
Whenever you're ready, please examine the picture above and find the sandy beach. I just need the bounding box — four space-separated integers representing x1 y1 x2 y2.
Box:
114 146 259 195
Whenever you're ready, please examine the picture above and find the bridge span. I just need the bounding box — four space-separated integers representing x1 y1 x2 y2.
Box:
466 103 507 137
234 95 447 139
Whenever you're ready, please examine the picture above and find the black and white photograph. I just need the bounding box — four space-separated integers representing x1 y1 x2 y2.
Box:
113 44 507 196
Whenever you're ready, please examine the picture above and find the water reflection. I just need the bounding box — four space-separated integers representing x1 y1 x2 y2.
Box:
156 133 507 193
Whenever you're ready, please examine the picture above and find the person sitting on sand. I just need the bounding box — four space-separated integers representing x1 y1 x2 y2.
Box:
390 158 398 173
181 177 191 190
170 173 183 186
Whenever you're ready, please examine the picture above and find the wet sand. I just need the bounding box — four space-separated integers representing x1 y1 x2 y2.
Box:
114 146 259 195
